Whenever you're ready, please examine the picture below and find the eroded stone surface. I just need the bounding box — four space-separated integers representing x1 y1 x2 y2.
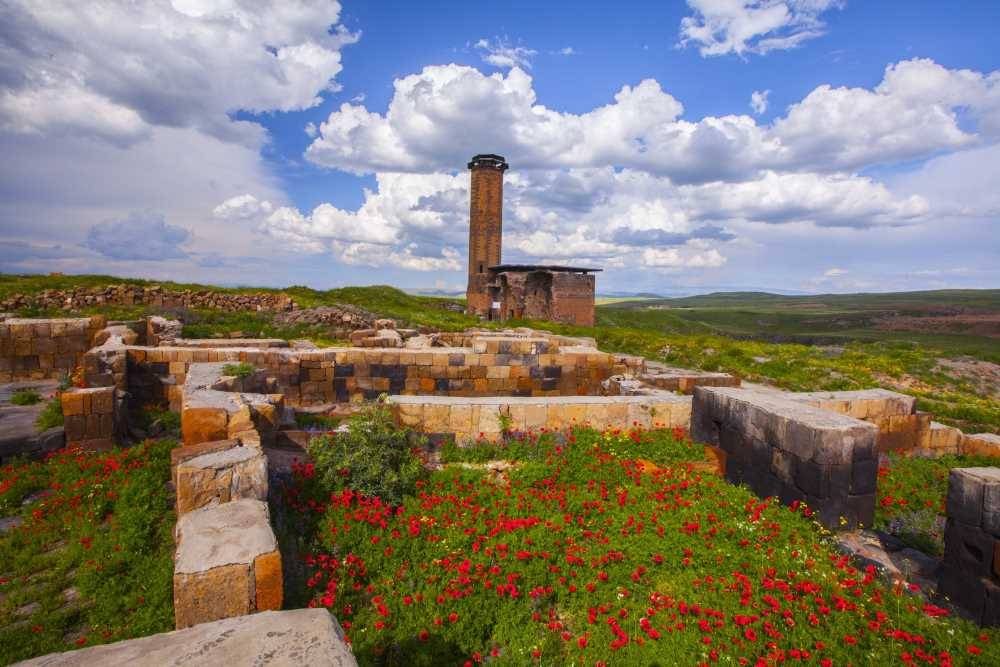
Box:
15 609 356 667
174 498 276 574
175 445 267 515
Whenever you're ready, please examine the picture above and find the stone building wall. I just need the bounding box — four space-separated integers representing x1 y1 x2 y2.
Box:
0 315 104 381
492 270 596 327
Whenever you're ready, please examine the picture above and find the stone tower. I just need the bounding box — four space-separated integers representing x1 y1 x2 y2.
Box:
466 154 508 316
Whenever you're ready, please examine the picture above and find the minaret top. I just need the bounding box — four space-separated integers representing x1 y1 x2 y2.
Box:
467 154 508 171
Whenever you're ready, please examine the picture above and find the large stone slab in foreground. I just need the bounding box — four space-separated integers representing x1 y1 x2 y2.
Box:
692 387 878 530
173 498 282 629
13 608 357 666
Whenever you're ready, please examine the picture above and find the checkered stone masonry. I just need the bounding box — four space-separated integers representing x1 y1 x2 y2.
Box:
939 467 1000 626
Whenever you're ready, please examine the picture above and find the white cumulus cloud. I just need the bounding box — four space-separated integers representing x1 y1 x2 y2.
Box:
750 89 770 115
679 0 845 57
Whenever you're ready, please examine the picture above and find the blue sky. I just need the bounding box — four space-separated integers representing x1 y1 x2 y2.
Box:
2 1 999 294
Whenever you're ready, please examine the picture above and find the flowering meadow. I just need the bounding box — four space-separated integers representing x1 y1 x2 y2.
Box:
874 454 1000 557
0 440 175 664
284 426 1000 666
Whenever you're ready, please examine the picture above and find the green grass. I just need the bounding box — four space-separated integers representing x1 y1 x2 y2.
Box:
221 362 255 378
874 453 1000 556
10 389 42 406
281 426 1000 665
34 397 64 431
0 440 176 663
294 413 342 430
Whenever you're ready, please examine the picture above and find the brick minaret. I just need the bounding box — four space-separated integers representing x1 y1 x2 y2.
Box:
466 154 508 317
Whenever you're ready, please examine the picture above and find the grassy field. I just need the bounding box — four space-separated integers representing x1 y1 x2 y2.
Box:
3 273 998 433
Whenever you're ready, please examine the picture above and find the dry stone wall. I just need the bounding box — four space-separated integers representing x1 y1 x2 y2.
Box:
391 392 692 443
125 338 636 411
60 386 125 450
1 285 297 313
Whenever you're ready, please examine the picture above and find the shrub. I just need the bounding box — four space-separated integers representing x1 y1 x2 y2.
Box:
34 396 63 430
306 398 426 507
10 389 42 406
221 362 254 378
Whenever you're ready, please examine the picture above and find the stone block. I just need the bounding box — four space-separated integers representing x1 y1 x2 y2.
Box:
173 499 279 629
963 433 1000 458
170 439 240 486
175 446 268 515
182 406 229 447
944 518 996 577
254 550 283 612
946 467 999 527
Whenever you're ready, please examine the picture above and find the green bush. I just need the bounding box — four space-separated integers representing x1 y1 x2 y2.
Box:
306 399 426 507
34 396 64 430
10 389 42 406
221 362 254 378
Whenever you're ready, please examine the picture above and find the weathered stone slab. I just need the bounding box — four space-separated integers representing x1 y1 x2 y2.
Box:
175 445 267 515
13 608 357 666
173 499 281 629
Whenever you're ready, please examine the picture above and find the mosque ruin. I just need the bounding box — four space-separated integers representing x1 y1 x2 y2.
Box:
464 154 599 326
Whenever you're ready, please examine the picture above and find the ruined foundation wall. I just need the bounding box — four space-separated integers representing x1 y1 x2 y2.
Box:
0 316 103 382
692 387 879 531
126 342 630 409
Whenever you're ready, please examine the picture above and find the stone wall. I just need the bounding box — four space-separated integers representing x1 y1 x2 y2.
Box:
0 315 104 381
785 389 933 456
126 339 633 410
60 386 125 450
391 392 692 444
14 609 357 667
491 269 597 327
0 285 297 313
692 387 879 531
939 467 1000 626
169 361 286 629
